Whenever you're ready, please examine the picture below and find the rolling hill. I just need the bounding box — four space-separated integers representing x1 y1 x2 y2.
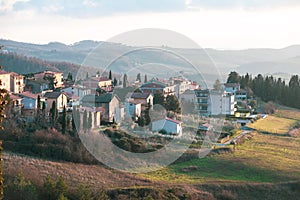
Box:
1 39 300 82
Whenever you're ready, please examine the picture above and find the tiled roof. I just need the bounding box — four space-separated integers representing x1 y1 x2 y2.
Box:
141 81 167 89
9 94 22 100
0 70 9 75
166 118 182 124
82 93 113 103
44 92 64 99
18 91 40 99
131 92 151 99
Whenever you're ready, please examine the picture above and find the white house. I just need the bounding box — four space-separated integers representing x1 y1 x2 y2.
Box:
209 90 236 116
62 85 92 98
195 89 236 116
152 118 182 136
224 83 240 94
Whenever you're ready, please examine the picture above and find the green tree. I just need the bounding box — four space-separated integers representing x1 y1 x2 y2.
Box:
94 188 110 200
165 95 180 113
66 72 73 82
44 75 57 90
61 106 67 134
113 77 118 86
0 46 10 199
76 184 92 200
6 173 38 200
144 74 148 83
42 175 56 200
227 71 240 83
137 116 145 127
136 73 141 82
50 101 58 127
0 141 2 199
88 112 92 130
109 70 112 80
123 73 127 88
55 176 68 199
213 79 222 91
57 193 68 200
153 91 164 106
82 110 88 132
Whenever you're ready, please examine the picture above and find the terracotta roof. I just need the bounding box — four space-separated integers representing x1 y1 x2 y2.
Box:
18 92 40 99
9 94 22 100
166 118 182 124
0 70 9 75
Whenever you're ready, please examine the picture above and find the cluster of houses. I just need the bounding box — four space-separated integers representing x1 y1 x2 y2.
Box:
1 68 250 136
0 69 199 135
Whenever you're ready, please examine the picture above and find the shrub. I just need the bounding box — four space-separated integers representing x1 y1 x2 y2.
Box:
159 129 168 135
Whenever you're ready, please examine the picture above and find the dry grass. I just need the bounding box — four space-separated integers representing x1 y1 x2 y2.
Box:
142 109 300 184
247 115 297 134
3 152 153 190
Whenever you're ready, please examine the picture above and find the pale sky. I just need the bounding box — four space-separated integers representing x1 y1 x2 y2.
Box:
1 0 300 49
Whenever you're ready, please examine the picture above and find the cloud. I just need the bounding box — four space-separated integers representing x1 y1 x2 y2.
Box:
2 0 187 17
2 0 300 18
0 0 29 13
186 0 300 10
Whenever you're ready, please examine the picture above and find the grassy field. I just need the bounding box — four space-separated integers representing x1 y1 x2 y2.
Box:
141 109 300 184
3 108 300 199
247 115 297 134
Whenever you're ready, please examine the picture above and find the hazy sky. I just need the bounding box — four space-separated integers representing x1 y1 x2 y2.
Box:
1 0 300 49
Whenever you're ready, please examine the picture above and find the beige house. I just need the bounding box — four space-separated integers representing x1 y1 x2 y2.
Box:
34 71 64 88
10 72 24 93
130 92 153 107
81 77 113 92
43 91 68 112
0 70 11 91
0 70 24 93
81 93 121 123
79 107 101 129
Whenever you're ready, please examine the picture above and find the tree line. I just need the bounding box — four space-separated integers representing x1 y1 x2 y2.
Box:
227 71 300 109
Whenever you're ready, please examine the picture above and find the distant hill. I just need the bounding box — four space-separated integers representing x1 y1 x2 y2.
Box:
0 52 81 76
1 39 300 80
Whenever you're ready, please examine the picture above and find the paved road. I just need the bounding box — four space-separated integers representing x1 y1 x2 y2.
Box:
224 130 252 145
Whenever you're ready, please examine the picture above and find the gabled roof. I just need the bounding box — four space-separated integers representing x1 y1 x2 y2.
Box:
166 117 182 124
18 91 40 99
82 93 114 103
141 81 167 89
9 94 22 100
131 92 152 99
44 91 65 99
0 70 9 75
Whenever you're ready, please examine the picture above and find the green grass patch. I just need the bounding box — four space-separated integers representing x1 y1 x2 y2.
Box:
141 109 300 184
